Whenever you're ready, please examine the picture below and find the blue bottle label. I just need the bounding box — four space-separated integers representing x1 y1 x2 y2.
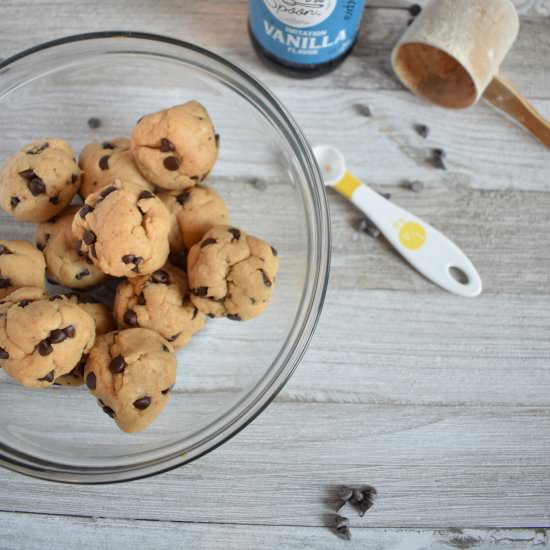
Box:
250 0 366 66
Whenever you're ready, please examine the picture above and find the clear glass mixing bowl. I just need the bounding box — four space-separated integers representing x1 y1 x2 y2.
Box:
0 32 330 483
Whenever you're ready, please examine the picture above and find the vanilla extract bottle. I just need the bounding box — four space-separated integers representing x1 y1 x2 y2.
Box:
249 0 366 78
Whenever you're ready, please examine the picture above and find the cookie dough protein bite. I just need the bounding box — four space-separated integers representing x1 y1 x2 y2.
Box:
0 290 95 388
72 180 170 278
0 240 45 299
158 185 229 251
0 138 81 223
79 138 154 199
131 101 219 191
55 294 114 386
113 263 205 348
36 206 108 289
84 328 177 433
187 225 279 321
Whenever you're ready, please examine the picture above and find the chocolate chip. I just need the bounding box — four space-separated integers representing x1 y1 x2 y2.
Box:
82 230 96 245
63 325 76 338
133 396 151 410
18 300 30 308
161 385 174 395
87 117 101 129
100 185 117 198
79 204 94 218
102 406 115 418
49 329 66 344
37 339 53 356
137 293 146 306
138 190 155 200
124 309 138 327
0 277 11 289
271 246 278 257
431 148 447 170
0 245 12 255
409 3 422 16
258 269 272 288
75 269 90 280
0 347 9 359
98 155 110 170
102 141 114 149
49 194 60 205
167 333 181 342
332 515 351 541
162 344 170 352
406 180 425 193
151 270 170 284
71 174 79 184
19 169 35 180
159 138 175 152
227 314 241 321
109 355 126 374
10 196 20 208
250 297 257 305
28 177 46 196
200 237 217 248
169 249 187 270
86 372 96 390
26 142 49 155
176 191 190 205
413 123 429 138
90 243 97 258
354 103 372 117
192 286 208 297
228 228 240 241
122 254 136 264
38 370 54 383
163 156 181 171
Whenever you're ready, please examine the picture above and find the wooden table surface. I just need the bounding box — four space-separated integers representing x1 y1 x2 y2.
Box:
1 1 550 548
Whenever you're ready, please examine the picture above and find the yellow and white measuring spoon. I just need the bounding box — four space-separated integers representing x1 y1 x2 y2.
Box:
313 145 482 298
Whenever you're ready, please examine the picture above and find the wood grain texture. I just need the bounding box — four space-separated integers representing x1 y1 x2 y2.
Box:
1 403 550 527
0 1 549 97
0 0 549 545
1 513 548 550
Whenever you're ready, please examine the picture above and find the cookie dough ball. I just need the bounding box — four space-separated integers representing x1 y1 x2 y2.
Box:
79 138 154 199
187 226 279 321
72 180 170 278
55 294 114 386
0 290 95 388
113 263 205 348
0 240 45 299
158 185 229 251
84 328 177 433
36 206 108 289
0 138 81 223
131 101 219 191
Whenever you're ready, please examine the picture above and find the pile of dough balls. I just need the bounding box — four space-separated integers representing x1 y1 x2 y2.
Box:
0 100 279 433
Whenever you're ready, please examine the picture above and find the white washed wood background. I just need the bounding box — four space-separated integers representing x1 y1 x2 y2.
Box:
1 1 550 549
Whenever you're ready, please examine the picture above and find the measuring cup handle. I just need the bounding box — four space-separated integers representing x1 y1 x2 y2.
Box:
484 73 550 149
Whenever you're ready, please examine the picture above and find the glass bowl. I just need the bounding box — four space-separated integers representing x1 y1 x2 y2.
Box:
0 32 330 483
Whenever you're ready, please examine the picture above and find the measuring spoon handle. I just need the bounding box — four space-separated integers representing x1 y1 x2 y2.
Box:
334 171 482 297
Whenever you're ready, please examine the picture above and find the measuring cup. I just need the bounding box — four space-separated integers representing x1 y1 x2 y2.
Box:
314 145 482 298
392 0 550 148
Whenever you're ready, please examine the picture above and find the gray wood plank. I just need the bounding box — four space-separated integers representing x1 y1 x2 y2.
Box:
1 403 549 528
0 1 549 98
1 512 548 550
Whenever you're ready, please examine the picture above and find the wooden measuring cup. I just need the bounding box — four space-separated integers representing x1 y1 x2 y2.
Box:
392 0 550 148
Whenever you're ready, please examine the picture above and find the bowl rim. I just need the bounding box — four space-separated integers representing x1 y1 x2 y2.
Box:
0 31 331 484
